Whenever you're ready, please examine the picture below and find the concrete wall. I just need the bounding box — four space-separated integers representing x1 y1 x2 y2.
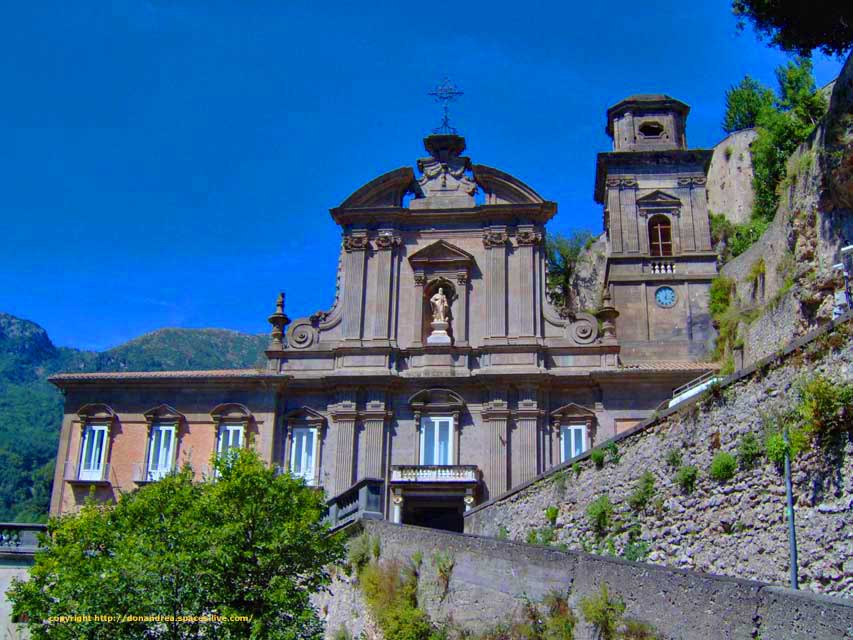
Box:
0 561 30 640
464 314 853 599
317 519 853 640
706 129 757 225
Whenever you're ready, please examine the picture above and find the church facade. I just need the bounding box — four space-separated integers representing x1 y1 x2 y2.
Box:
49 95 717 532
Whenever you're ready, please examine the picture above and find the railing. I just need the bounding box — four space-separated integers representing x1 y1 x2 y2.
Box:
325 478 384 531
0 523 46 556
648 260 676 274
63 462 111 484
132 463 177 483
390 465 478 483
669 371 722 408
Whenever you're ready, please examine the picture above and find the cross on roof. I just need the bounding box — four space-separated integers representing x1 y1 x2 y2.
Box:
428 78 464 135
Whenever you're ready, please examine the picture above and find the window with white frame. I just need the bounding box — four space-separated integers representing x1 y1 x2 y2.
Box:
146 423 176 481
217 423 243 457
420 416 453 465
560 424 587 463
79 424 109 481
289 427 317 484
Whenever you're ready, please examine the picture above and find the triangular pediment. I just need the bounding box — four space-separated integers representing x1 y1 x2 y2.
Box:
408 240 475 268
143 404 185 422
550 402 596 419
636 190 681 206
284 406 327 424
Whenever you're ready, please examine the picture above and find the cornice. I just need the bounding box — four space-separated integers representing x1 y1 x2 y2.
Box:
329 202 557 227
593 149 714 203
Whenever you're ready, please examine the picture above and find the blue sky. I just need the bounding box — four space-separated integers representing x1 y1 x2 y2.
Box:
1 1 845 351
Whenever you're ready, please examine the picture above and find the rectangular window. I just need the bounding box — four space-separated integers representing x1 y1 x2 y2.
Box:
560 424 587 463
79 424 108 481
420 417 453 465
290 427 317 484
217 423 243 457
147 424 176 481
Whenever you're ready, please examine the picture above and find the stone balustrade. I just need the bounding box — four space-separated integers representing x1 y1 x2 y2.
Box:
391 465 478 483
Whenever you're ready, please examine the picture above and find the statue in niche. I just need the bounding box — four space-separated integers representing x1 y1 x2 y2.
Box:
430 287 450 323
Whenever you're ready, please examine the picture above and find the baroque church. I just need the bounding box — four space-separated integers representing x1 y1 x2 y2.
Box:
49 94 718 532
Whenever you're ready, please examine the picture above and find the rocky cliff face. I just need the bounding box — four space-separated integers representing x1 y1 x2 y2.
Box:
706 128 758 225
720 51 853 367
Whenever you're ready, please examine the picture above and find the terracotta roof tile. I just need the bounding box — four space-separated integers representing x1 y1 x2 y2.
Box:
49 369 283 383
617 361 720 371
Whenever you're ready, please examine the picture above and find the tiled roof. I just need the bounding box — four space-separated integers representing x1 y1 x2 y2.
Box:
49 369 284 383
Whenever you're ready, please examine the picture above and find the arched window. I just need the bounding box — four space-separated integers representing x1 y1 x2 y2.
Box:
648 215 673 256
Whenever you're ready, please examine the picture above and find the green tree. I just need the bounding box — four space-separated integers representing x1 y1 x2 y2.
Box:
732 0 853 57
545 230 595 314
722 76 775 133
7 449 343 640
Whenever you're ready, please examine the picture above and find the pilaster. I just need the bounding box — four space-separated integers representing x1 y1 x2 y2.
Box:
371 231 400 339
359 390 389 480
330 390 358 495
481 388 509 499
483 227 509 337
619 179 639 253
515 227 541 338
513 385 541 485
342 231 368 340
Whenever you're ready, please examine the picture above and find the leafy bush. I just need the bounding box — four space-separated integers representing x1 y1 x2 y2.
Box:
709 275 735 319
333 625 352 640
665 448 682 469
621 540 650 563
497 525 509 541
572 462 582 478
675 465 698 494
722 75 775 133
348 532 377 573
621 618 661 640
709 452 738 482
591 449 606 469
579 583 626 640
795 375 853 440
586 495 614 537
546 230 596 313
541 591 577 640
553 471 568 494
545 505 559 526
627 471 656 512
432 551 455 600
737 433 763 469
360 559 434 640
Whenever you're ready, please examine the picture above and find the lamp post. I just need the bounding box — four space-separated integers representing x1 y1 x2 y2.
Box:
783 421 798 590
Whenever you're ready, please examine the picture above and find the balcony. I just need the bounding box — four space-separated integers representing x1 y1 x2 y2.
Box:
64 461 111 485
325 477 384 531
0 522 46 560
646 260 676 274
132 463 177 484
391 465 478 484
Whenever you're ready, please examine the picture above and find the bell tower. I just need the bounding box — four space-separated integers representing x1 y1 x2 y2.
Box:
594 95 718 362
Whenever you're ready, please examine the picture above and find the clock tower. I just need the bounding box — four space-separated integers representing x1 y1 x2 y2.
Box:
594 95 718 362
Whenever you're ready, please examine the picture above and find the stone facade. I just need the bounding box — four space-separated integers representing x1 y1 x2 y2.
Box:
316 519 853 640
464 314 853 598
595 95 718 363
49 98 719 532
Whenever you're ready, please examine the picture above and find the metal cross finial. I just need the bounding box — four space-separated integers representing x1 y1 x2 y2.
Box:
428 78 464 134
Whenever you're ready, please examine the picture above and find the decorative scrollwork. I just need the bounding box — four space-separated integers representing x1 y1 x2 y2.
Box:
482 230 509 248
373 234 401 250
568 312 599 345
343 235 369 252
287 320 317 349
515 230 542 246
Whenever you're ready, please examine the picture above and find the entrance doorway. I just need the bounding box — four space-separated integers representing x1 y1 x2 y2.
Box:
402 496 465 532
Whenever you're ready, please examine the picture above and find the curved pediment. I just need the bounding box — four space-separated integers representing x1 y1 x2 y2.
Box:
338 167 416 208
472 164 545 205
408 388 465 411
408 240 475 270
210 402 252 422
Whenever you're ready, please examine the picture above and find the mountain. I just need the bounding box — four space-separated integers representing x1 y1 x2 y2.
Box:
0 313 269 523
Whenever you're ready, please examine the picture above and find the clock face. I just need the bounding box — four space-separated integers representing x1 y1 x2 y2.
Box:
655 286 677 308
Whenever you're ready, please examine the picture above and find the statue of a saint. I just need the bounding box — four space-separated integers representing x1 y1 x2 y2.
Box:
430 287 450 323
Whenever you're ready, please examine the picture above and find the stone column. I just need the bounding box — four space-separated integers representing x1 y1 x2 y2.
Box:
514 385 540 485
481 389 510 499
413 272 425 346
342 232 368 340
330 391 358 495
619 179 639 253
515 227 541 338
359 391 388 480
483 228 509 338
391 489 404 524
371 231 400 339
606 179 623 253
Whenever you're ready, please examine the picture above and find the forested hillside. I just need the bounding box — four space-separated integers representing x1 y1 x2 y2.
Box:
0 313 268 522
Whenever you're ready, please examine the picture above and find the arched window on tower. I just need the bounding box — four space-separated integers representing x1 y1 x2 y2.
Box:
648 215 673 256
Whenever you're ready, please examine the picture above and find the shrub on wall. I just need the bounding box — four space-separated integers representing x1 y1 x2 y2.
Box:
737 432 763 469
586 495 614 537
795 375 853 441
665 448 683 469
359 558 434 640
627 472 656 512
674 465 698 494
579 582 626 640
591 449 606 469
709 452 738 482
545 505 559 526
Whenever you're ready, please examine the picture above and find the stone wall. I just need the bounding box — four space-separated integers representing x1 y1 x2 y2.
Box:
0 562 31 640
464 314 853 599
706 128 757 225
317 519 853 640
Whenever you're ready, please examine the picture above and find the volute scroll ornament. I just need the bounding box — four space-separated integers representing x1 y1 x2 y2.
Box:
567 312 599 345
287 320 317 349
